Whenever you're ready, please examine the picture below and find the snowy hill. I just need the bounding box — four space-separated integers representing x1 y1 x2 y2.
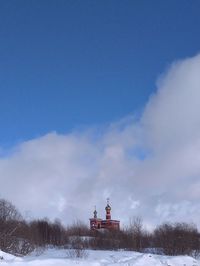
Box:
0 248 199 266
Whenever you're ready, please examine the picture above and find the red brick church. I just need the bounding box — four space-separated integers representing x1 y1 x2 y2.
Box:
89 199 120 230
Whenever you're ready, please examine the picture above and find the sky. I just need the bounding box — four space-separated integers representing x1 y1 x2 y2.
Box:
1 0 200 228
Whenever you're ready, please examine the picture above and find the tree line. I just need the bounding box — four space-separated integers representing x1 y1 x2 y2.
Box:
0 198 200 257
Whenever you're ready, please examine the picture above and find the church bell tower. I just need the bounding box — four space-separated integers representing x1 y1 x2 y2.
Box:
105 198 111 220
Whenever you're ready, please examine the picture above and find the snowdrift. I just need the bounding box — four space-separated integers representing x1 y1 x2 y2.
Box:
0 248 199 266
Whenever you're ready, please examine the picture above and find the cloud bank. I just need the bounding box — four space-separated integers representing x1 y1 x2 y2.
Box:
1 54 200 228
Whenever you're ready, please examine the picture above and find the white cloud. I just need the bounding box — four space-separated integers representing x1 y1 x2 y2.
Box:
142 54 200 152
1 53 200 228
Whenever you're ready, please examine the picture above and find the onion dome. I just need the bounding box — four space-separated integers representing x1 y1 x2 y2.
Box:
105 204 111 211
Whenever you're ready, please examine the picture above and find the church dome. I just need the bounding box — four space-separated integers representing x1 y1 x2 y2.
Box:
105 204 111 211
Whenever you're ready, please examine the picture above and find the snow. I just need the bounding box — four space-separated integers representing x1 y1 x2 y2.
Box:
0 248 199 266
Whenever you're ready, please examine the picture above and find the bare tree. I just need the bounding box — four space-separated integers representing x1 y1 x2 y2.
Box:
0 199 22 222
127 216 144 251
153 222 200 256
0 198 35 255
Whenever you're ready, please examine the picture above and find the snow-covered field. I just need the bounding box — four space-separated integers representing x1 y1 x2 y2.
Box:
0 248 199 266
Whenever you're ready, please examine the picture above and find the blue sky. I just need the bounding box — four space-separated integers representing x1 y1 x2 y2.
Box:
0 0 200 147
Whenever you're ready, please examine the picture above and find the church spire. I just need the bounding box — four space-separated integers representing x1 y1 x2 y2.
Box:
93 205 97 219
